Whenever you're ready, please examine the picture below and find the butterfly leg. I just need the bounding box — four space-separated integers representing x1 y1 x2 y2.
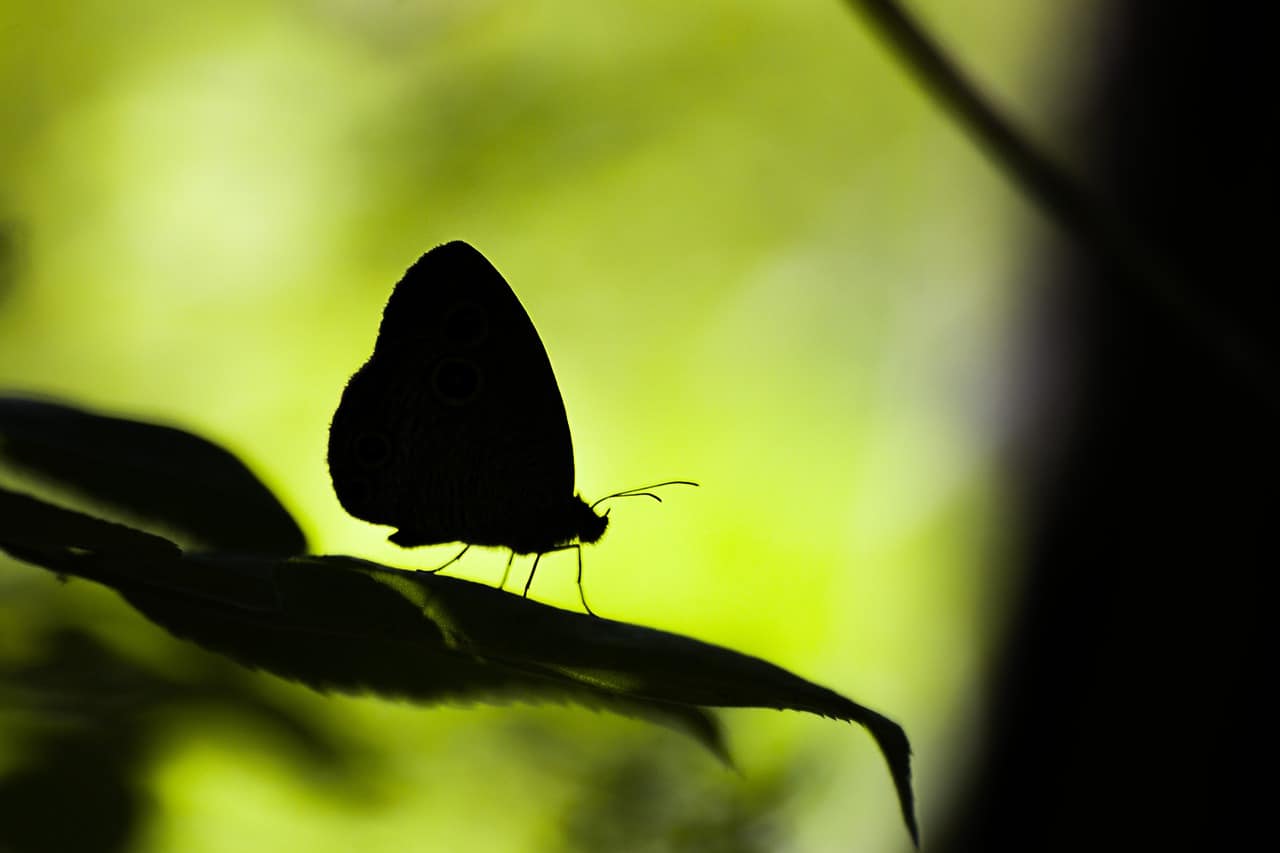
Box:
572 543 596 617
427 544 469 574
497 551 516 590
520 545 596 617
522 553 543 598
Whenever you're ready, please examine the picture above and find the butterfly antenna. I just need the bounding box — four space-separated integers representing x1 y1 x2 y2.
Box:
426 544 470 574
590 480 699 511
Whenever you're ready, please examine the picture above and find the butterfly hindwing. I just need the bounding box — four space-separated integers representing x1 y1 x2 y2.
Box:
328 242 580 551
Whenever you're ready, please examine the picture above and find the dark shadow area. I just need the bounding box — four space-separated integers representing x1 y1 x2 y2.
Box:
934 4 1274 850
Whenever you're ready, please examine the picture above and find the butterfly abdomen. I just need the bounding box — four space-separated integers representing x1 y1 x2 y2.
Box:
390 493 607 554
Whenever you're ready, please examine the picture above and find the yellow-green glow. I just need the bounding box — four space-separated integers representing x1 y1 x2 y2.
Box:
1 1 1099 849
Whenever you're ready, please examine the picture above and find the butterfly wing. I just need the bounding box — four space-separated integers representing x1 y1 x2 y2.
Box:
328 242 578 551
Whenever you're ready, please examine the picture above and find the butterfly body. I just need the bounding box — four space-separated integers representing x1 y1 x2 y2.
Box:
328 241 608 555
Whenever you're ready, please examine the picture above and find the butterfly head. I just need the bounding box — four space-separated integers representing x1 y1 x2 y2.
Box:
572 480 698 546
572 496 609 545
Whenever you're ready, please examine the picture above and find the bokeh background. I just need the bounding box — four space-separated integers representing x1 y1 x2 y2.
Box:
1 2 1100 850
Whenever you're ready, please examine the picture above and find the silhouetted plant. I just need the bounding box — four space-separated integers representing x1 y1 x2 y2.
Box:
0 395 918 847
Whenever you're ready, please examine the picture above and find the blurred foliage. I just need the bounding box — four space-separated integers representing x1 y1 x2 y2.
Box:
0 624 365 853
0 221 22 304
1 0 1098 850
559 737 802 853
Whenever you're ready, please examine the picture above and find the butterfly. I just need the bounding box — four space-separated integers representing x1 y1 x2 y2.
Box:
327 241 692 614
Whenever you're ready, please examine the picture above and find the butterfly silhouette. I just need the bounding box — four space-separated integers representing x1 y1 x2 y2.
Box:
328 241 691 613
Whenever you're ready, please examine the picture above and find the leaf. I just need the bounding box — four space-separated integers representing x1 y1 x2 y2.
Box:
0 397 919 846
0 485 180 559
0 396 306 555
2 494 916 845
0 508 729 767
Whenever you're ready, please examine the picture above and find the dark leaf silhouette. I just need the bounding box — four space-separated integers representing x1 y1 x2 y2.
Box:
0 485 180 559
0 396 306 555
0 395 918 846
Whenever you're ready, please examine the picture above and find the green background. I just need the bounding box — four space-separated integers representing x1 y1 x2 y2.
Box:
1 2 1097 850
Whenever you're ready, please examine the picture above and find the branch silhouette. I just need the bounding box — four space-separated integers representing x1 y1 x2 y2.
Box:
844 0 1275 409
